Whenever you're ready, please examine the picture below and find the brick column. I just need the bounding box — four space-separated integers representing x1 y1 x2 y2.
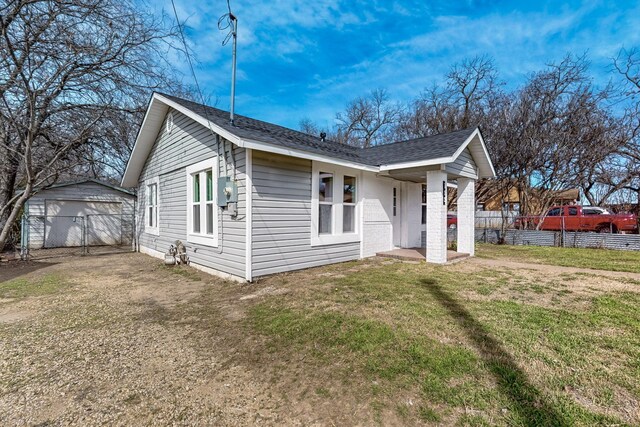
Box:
426 170 448 263
457 177 475 256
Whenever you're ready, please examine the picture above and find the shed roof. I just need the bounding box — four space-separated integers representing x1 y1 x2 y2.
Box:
30 179 136 196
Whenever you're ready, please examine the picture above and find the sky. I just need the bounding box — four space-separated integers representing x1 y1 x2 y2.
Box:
151 0 640 130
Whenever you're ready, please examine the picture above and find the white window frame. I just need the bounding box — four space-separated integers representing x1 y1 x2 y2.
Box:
145 176 160 236
311 161 361 246
186 157 218 247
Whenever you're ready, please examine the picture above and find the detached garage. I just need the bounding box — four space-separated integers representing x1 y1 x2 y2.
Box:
24 180 136 249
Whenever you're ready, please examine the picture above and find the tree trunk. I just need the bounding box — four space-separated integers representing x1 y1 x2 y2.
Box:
0 182 31 252
0 168 18 228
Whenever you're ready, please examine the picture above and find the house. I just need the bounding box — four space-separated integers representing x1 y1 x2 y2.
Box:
121 93 496 282
23 179 136 249
477 181 579 213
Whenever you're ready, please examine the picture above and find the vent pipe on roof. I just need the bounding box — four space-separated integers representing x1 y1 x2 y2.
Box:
229 12 238 126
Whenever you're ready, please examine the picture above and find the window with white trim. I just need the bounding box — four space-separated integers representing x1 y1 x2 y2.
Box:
318 172 333 234
343 176 356 232
186 158 218 246
145 177 159 235
311 162 360 246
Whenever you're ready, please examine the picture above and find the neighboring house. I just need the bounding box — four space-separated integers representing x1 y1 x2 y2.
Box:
478 182 579 213
24 179 136 249
121 93 496 282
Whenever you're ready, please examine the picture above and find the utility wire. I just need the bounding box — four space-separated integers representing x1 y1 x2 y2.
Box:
170 0 209 112
217 0 235 46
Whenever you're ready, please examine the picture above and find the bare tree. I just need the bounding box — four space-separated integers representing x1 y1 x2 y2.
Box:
298 117 320 136
605 47 640 208
447 55 501 129
0 0 183 250
394 55 502 141
335 88 402 147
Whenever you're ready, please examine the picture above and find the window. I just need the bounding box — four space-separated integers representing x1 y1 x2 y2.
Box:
343 176 356 233
145 177 159 235
421 185 427 224
311 162 360 246
568 207 578 216
548 208 561 216
186 158 218 246
502 202 521 212
393 187 397 216
319 172 333 234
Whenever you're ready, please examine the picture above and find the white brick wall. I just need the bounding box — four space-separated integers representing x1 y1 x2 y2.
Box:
363 223 393 257
361 173 394 256
457 177 475 256
426 170 447 263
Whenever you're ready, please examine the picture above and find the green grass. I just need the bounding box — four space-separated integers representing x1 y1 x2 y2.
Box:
0 273 70 299
477 243 640 273
245 259 638 426
159 265 202 281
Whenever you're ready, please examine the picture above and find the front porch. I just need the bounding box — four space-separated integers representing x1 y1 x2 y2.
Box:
375 129 496 264
376 248 470 263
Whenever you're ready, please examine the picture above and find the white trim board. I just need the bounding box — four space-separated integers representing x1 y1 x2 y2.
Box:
245 148 253 282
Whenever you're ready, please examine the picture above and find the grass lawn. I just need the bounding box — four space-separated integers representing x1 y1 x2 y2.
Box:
241 252 640 425
477 242 640 273
0 273 70 299
1 248 638 425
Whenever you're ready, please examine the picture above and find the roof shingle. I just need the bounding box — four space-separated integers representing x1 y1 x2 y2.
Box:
159 93 476 167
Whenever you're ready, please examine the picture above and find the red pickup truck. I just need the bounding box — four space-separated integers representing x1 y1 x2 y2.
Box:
514 205 638 234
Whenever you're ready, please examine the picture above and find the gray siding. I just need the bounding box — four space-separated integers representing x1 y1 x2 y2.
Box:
26 182 135 249
251 151 360 277
137 110 246 279
446 147 477 178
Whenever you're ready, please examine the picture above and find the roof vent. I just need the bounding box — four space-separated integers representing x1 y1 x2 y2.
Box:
320 132 326 142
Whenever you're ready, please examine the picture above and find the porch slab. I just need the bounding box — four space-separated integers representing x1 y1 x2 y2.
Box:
376 248 469 263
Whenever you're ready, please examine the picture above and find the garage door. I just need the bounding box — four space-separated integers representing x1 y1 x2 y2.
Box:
45 200 123 248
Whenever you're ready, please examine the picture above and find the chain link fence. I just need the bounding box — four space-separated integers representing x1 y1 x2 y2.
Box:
475 215 640 251
20 214 135 260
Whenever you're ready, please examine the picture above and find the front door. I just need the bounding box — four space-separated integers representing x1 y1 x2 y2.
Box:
392 186 402 247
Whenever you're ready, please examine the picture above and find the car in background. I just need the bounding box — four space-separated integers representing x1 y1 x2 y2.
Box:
447 214 457 229
514 205 638 234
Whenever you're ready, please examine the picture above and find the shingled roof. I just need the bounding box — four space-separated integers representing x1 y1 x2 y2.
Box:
122 93 495 187
158 93 477 167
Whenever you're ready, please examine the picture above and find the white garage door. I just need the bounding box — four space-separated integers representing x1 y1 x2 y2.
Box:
45 200 123 248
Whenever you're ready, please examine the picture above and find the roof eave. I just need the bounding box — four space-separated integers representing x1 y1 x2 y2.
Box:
377 128 496 179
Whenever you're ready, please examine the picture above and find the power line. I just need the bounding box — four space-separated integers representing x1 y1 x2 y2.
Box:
169 0 208 109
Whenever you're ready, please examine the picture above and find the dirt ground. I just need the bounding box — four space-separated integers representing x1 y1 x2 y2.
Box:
0 251 638 426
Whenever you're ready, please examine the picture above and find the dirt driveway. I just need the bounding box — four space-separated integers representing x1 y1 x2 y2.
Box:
1 251 639 426
0 253 310 426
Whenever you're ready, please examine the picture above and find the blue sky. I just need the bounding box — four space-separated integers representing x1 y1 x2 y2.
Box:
154 0 640 130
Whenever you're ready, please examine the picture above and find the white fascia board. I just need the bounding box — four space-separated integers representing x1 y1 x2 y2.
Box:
153 93 244 146
121 97 167 187
241 138 379 172
473 130 497 178
378 156 454 171
449 128 496 179
379 128 497 179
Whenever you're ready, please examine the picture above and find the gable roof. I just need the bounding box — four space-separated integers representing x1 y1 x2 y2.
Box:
21 179 136 196
361 128 478 166
121 93 496 187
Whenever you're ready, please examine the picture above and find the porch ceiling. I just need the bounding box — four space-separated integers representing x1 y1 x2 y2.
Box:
384 167 463 183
